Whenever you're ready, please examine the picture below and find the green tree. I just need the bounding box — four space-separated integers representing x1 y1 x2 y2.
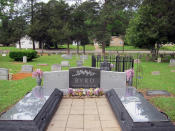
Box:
125 0 175 59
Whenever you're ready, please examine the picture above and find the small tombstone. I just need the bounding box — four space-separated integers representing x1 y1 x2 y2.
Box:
134 59 140 64
37 64 48 66
80 55 88 60
169 59 175 66
76 60 83 67
61 61 70 67
61 54 72 59
21 65 33 73
152 71 160 75
0 68 9 80
157 58 161 63
23 56 27 63
147 90 170 96
51 64 61 71
100 61 111 71
2 53 6 56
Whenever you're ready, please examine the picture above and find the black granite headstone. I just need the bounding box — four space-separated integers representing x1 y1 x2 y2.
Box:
69 67 100 89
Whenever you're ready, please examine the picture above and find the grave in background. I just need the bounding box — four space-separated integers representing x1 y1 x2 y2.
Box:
147 90 170 96
61 54 72 59
51 64 61 71
21 65 33 73
0 68 9 80
61 61 70 67
100 61 111 71
169 59 175 66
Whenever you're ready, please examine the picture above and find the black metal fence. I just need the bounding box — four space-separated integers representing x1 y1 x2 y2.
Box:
92 55 134 72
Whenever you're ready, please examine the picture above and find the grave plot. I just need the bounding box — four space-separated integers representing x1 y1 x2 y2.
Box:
0 88 63 131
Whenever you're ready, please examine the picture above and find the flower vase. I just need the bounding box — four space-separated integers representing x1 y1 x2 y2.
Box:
36 77 42 87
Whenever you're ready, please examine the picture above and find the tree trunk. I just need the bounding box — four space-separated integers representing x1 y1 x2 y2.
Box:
102 43 105 56
67 43 70 54
54 43 58 49
83 45 85 55
19 39 21 49
32 40 35 50
41 42 44 55
77 42 79 54
39 41 42 49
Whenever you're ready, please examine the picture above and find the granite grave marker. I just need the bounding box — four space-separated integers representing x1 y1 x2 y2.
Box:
21 65 33 73
69 67 100 89
51 64 61 71
0 68 9 80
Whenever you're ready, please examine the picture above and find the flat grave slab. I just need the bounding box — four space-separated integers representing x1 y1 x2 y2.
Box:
0 87 63 131
171 70 175 72
106 89 175 131
152 71 160 75
146 90 170 96
21 65 33 73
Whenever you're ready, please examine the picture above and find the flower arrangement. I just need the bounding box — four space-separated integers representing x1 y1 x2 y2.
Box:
32 69 43 79
68 88 104 97
125 68 134 86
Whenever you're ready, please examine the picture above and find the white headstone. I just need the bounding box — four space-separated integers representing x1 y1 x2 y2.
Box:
23 56 27 63
2 54 6 56
157 58 161 63
169 59 175 66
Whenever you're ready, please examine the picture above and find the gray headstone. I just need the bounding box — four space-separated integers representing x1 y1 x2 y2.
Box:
146 90 170 96
0 68 9 80
69 67 100 89
61 54 72 59
157 58 161 63
169 59 175 66
43 71 69 91
152 71 160 75
61 61 70 67
51 64 61 71
23 56 27 63
80 55 88 60
100 61 111 71
76 60 83 67
21 65 33 73
101 71 126 97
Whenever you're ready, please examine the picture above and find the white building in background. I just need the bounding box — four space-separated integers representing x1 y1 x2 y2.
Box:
16 35 39 49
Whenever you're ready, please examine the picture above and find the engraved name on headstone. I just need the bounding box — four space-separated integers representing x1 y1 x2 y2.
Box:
21 65 33 73
69 67 100 89
0 68 9 80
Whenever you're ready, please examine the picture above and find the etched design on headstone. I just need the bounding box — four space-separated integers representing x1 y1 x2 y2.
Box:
69 67 100 89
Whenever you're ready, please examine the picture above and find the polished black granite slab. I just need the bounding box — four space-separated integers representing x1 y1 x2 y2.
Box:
106 89 175 131
0 87 63 131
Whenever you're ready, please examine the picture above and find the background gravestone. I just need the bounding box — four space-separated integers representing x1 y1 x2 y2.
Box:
61 61 70 67
169 59 175 66
61 54 72 59
69 67 100 89
51 64 61 71
100 61 111 71
21 65 33 73
80 55 88 60
0 68 9 80
23 56 27 63
76 60 83 67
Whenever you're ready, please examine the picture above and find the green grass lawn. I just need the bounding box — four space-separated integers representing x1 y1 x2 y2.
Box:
105 45 147 51
0 54 175 121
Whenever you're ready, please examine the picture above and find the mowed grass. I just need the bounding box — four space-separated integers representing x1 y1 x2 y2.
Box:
0 54 175 121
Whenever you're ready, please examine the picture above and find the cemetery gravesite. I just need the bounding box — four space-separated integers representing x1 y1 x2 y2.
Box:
0 52 175 131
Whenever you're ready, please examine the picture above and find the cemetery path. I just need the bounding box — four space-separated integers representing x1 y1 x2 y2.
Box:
12 73 32 80
47 97 121 131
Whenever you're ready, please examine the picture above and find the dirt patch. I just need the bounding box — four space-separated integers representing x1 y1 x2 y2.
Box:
12 73 32 80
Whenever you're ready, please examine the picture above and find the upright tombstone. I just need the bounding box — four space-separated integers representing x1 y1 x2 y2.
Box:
100 61 111 71
23 56 27 63
21 65 33 73
0 68 9 80
61 61 70 67
169 59 175 66
69 67 100 89
157 57 161 63
76 60 83 67
51 64 61 71
61 54 72 59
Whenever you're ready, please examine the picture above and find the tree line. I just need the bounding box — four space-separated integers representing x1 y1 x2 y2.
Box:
0 0 175 56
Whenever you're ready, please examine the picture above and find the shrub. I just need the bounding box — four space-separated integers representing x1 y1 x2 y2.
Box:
9 50 38 61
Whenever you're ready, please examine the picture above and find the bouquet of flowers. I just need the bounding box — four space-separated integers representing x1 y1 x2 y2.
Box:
32 69 43 79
